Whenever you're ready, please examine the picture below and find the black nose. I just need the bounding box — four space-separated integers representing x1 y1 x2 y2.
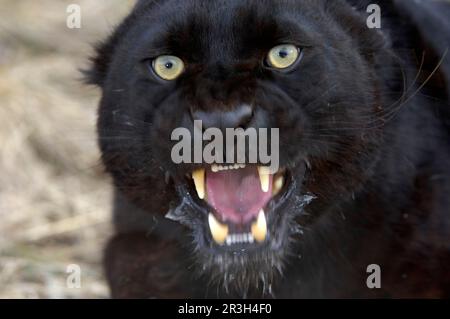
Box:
191 104 254 130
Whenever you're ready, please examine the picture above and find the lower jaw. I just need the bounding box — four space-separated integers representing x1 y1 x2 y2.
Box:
193 177 311 297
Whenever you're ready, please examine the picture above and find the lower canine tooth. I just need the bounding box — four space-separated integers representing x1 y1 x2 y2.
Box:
251 210 267 243
273 176 284 195
192 169 205 199
208 214 229 245
257 167 271 193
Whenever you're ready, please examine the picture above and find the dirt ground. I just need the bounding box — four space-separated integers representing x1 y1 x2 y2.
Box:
0 1 134 298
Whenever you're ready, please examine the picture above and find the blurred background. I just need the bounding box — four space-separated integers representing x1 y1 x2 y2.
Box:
0 0 135 298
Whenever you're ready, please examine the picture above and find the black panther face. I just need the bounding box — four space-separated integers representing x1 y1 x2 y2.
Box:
87 0 397 294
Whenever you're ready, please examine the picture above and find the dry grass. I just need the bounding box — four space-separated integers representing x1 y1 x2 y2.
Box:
0 0 134 298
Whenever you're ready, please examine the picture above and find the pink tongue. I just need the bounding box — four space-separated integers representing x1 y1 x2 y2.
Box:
206 166 272 224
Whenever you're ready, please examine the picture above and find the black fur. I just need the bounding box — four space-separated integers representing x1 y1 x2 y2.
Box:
86 0 450 298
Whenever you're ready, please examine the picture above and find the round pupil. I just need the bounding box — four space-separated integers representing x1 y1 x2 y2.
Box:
165 62 174 69
278 50 289 58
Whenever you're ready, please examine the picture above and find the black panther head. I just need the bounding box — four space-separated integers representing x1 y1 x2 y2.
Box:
87 0 399 295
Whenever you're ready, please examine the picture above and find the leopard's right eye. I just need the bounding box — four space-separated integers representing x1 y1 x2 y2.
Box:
151 55 185 81
266 44 300 70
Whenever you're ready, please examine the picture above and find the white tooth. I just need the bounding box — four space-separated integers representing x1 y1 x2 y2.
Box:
251 210 267 243
273 175 284 196
248 233 254 244
257 166 271 193
192 169 205 199
208 214 229 245
226 236 231 246
212 165 219 173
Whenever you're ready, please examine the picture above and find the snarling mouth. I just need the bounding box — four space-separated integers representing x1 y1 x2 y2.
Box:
189 165 289 248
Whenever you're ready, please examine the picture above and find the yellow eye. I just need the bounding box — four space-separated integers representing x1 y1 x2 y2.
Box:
152 55 185 81
267 44 300 69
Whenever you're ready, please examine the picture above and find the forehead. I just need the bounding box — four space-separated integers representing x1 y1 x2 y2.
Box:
129 0 319 58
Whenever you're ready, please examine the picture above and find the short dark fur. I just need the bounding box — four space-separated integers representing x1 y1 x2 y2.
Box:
86 0 450 298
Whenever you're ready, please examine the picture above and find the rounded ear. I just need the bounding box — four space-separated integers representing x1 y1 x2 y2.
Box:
325 0 389 54
82 0 166 87
82 16 135 87
82 38 116 87
394 0 450 92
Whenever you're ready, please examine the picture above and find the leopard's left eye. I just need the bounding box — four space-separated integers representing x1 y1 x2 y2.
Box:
152 55 185 81
266 44 300 69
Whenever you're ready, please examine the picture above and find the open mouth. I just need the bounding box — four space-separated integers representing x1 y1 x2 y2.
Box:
188 165 288 247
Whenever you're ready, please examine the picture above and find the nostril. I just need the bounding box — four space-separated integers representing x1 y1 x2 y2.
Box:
232 104 254 129
190 104 255 130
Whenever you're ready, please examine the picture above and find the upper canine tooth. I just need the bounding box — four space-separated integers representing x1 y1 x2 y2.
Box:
251 210 267 243
257 166 271 193
273 176 284 195
192 169 205 199
208 214 229 245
